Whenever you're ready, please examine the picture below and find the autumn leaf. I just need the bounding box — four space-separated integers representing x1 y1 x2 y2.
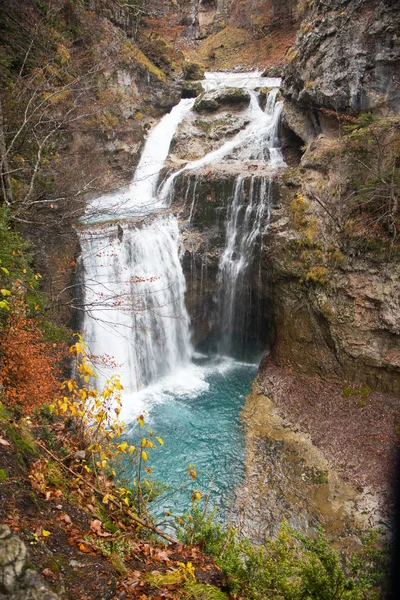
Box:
42 529 51 537
191 490 202 503
42 568 57 579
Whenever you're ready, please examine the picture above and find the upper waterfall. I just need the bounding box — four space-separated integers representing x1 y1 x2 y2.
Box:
85 98 195 223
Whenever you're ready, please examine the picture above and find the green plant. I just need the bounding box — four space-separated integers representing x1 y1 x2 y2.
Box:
176 503 387 599
305 265 328 285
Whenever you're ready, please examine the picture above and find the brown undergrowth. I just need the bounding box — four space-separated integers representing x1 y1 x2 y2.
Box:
0 402 226 599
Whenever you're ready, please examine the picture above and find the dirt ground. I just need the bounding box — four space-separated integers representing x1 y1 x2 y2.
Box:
257 361 400 514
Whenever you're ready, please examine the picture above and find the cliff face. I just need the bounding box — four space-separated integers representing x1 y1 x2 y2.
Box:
264 0 400 394
282 0 400 141
235 0 400 540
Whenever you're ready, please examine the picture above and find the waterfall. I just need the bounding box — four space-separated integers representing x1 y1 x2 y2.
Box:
163 85 284 354
78 71 284 409
79 99 195 395
216 176 273 355
85 99 195 223
76 70 286 518
79 217 192 392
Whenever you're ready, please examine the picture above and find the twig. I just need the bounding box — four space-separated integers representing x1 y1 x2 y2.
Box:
36 440 179 545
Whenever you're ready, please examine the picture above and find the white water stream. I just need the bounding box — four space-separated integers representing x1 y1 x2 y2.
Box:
79 72 284 419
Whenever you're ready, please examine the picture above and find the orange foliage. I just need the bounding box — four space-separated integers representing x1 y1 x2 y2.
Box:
0 313 66 413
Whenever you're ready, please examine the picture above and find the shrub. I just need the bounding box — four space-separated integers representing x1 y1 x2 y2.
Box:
176 504 387 600
0 311 66 414
305 265 328 285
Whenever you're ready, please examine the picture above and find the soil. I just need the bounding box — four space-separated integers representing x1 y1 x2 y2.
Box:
257 361 400 515
0 415 225 599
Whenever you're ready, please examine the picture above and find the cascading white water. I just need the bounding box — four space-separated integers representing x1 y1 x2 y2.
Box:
159 82 285 203
79 71 284 411
79 217 192 392
159 83 284 354
202 71 281 91
217 176 273 355
85 99 195 223
79 99 195 396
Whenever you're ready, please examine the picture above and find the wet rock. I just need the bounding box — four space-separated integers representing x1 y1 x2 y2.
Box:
262 66 282 78
193 87 250 113
181 81 204 99
0 525 59 599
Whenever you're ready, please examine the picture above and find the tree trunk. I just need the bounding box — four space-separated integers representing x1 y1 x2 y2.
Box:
0 96 13 205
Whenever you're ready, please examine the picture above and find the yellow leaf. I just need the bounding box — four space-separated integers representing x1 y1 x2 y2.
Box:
42 529 51 537
129 445 136 453
141 451 148 462
156 436 164 446
117 442 128 452
191 491 202 503
137 415 145 428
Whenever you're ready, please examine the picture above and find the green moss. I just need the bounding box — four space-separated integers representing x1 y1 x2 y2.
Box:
0 469 8 481
305 266 328 285
2 420 37 464
41 319 71 343
120 41 166 82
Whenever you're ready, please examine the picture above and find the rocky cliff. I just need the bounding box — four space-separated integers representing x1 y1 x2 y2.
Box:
236 0 400 541
282 0 400 141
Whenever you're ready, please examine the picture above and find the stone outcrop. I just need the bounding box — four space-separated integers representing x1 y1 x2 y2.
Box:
282 0 400 141
193 88 250 113
261 182 400 395
0 526 59 600
236 385 382 545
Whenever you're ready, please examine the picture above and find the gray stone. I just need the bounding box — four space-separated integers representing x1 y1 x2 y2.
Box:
0 526 59 600
193 87 250 113
0 526 27 594
282 0 400 139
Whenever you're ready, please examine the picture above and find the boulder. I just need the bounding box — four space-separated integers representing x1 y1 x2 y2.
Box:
182 62 205 81
193 87 250 113
0 525 59 600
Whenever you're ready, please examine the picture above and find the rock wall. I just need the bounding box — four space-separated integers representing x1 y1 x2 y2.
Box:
282 0 400 141
0 525 59 600
173 171 279 350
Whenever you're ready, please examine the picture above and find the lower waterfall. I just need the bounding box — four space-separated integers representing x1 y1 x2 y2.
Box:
78 72 285 519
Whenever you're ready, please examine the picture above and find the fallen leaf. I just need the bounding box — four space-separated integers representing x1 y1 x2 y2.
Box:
90 519 112 537
42 529 51 537
42 568 56 579
0 437 10 446
58 513 72 525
